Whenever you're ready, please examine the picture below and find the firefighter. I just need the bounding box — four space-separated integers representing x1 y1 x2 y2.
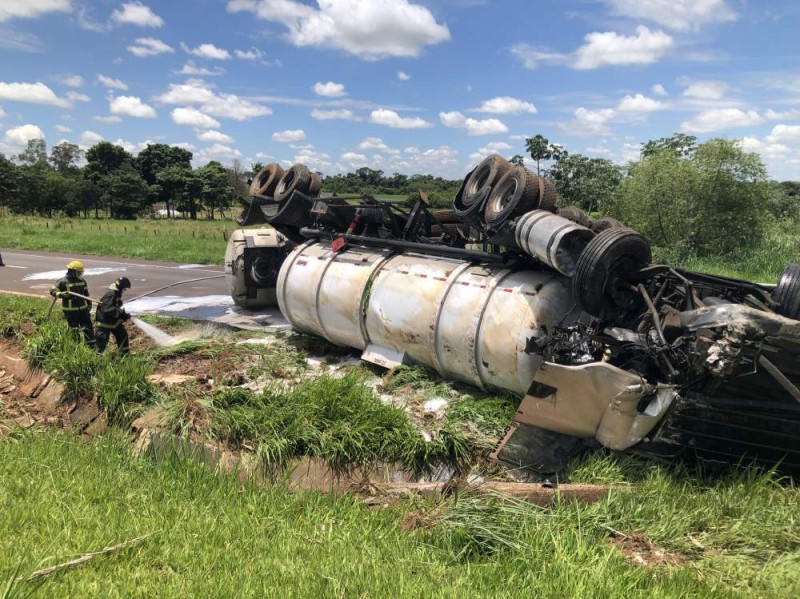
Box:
95 276 132 356
50 260 95 346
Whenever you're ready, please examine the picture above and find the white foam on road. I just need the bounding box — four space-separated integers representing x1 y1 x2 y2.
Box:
125 294 233 315
23 267 128 281
177 264 208 269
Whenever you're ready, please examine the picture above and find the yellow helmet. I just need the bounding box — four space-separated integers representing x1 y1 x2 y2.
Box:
66 260 84 272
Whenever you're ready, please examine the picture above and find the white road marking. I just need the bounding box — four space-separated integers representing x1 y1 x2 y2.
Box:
4 251 221 273
23 267 128 281
3 265 27 269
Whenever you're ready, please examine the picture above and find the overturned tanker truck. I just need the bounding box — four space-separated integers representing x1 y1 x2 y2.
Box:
225 155 800 476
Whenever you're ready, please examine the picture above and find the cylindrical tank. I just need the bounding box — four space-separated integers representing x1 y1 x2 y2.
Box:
514 210 595 277
277 242 574 394
225 228 288 308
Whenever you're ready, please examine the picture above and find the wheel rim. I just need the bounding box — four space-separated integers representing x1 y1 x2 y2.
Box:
279 170 296 195
489 177 517 215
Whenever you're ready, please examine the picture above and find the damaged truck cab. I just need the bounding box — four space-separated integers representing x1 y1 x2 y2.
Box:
226 158 800 477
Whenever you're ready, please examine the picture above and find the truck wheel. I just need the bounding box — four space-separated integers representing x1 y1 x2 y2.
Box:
250 163 284 197
774 263 800 320
484 166 540 228
590 216 624 233
573 228 652 319
274 164 311 203
463 154 512 206
557 206 592 228
308 171 322 197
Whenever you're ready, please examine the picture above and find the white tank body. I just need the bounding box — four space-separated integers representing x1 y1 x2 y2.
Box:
277 242 574 394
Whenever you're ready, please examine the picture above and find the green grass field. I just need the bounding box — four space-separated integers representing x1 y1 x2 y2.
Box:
0 215 231 264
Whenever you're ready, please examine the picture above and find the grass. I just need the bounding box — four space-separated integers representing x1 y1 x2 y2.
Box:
1 431 799 597
0 215 232 264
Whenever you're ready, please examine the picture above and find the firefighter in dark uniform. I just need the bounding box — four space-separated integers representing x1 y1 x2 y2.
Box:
50 260 95 347
95 276 132 356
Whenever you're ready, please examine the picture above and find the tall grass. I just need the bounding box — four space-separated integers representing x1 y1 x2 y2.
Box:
0 215 231 264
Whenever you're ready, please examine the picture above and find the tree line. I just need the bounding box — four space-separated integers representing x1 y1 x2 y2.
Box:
0 140 247 220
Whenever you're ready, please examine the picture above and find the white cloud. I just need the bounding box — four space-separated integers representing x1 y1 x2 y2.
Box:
109 95 157 118
604 0 737 33
765 109 800 121
127 37 173 57
234 47 263 59
468 141 513 165
197 130 234 144
617 93 662 112
682 80 727 100
439 111 508 135
0 81 70 107
681 108 764 133
194 143 242 164
4 124 44 145
652 83 667 96
574 26 673 69
176 61 226 77
340 151 368 168
272 129 306 142
397 71 410 81
765 124 800 145
54 124 72 133
181 42 231 60
370 108 431 129
0 105 5 119
474 96 536 115
358 137 390 151
310 108 358 121
738 136 790 160
0 1 71 22
155 79 272 120
56 74 84 87
80 130 103 145
97 74 128 90
227 0 450 60
171 107 221 129
312 81 346 97
111 2 163 27
509 43 569 69
66 91 90 103
560 107 616 135
93 115 123 124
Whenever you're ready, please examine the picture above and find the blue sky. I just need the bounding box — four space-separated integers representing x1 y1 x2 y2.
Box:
1 0 799 180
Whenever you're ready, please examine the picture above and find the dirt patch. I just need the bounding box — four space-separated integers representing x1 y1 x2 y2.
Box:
608 532 688 567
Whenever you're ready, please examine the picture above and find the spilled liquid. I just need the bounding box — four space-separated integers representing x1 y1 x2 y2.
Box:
130 317 180 347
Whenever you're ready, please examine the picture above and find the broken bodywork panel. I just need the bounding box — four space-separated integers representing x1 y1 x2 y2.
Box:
226 157 800 477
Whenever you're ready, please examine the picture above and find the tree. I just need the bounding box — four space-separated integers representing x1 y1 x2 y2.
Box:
524 135 566 175
547 153 623 213
50 142 83 173
250 161 264 177
641 133 697 159
155 165 193 218
105 168 149 219
614 138 769 256
135 144 192 186
17 138 48 168
85 142 133 179
0 154 18 214
510 154 525 166
197 161 235 219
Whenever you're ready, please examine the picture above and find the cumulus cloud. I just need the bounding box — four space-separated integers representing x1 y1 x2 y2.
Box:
0 1 71 22
111 2 164 27
439 111 508 135
358 137 390 151
197 130 234 143
127 37 173 57
682 80 727 100
468 141 513 165
272 129 306 142
681 108 763 132
509 44 569 70
227 0 450 60
397 71 410 81
66 91 90 103
474 96 536 114
652 83 667 96
310 108 358 121
603 0 737 32
93 115 123 124
765 124 800 145
560 107 616 135
574 26 673 69
370 108 432 129
339 151 368 168
176 62 226 77
617 93 662 112
56 74 84 87
171 107 221 129
0 81 70 107
109 95 157 118
97 74 128 90
54 124 72 133
4 124 45 145
155 79 272 120
738 136 790 160
80 130 104 145
194 143 242 164
765 109 800 121
234 47 263 59
312 81 346 97
181 42 231 60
